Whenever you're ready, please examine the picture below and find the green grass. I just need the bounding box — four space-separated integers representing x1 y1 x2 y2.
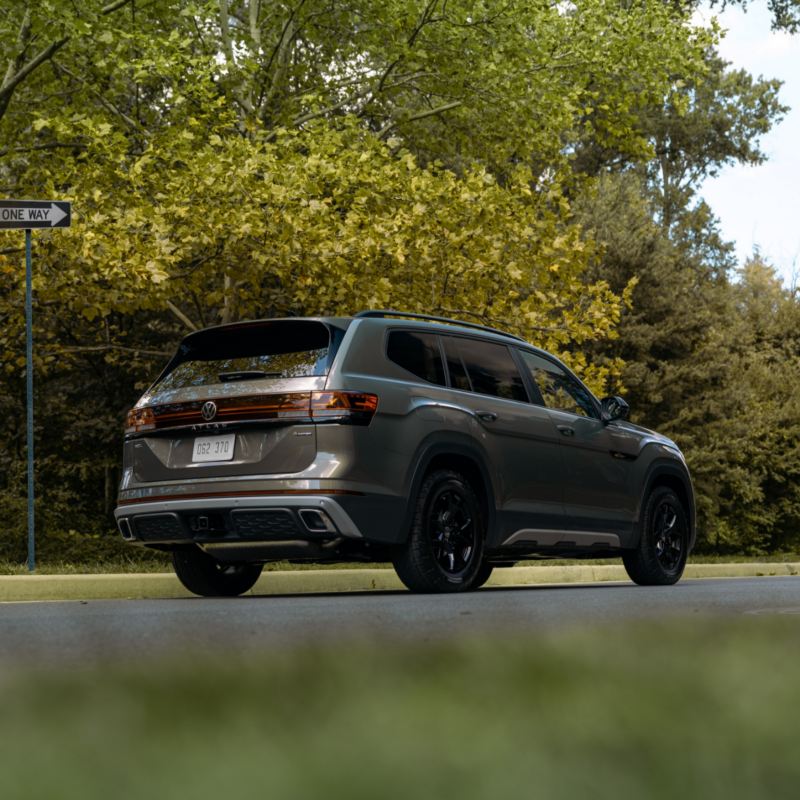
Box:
519 552 800 567
687 552 800 563
0 557 388 575
1 618 799 799
1 551 798 575
0 555 172 575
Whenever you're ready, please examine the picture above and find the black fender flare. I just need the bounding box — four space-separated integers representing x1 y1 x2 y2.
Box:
637 456 697 551
400 433 499 544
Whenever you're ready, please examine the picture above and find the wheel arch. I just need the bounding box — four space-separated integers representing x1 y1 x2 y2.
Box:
401 437 497 545
639 458 696 552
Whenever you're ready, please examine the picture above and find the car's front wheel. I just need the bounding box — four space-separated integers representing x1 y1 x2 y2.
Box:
469 561 494 590
393 469 485 593
623 487 688 586
172 547 263 597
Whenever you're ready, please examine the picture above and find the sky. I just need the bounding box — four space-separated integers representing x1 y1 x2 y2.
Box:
694 3 800 287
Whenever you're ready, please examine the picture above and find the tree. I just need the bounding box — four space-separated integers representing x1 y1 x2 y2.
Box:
578 172 800 554
1 1 714 171
570 19 792 553
643 52 786 230
1 0 714 385
0 1 159 126
572 48 786 227
6 0 785 560
709 0 800 34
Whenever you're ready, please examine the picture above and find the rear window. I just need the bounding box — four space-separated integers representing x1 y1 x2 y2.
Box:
387 330 446 385
156 321 334 391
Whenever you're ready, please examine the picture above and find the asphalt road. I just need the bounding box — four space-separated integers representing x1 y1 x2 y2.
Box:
1 576 799 666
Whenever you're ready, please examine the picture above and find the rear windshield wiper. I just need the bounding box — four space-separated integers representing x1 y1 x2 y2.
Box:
218 370 283 382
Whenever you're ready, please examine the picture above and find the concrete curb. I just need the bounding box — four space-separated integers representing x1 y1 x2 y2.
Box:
0 562 798 602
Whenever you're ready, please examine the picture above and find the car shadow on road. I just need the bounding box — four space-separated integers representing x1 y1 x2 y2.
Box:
235 581 640 601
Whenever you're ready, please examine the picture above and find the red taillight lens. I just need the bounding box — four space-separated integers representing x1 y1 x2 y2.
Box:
310 392 378 423
125 407 155 434
124 392 379 434
217 393 311 421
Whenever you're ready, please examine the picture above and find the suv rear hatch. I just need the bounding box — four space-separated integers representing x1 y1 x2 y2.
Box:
125 319 370 483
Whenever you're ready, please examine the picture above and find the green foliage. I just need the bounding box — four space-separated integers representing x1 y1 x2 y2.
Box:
37 120 625 381
573 30 798 553
709 0 800 33
579 174 800 554
645 51 786 228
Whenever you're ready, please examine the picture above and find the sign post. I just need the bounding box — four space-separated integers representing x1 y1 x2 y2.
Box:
1 200 72 572
25 228 34 572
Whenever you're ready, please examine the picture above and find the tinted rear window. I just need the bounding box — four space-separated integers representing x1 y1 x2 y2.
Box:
157 321 333 391
387 330 446 385
448 337 528 402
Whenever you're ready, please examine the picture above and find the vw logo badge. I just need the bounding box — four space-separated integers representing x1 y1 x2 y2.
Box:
201 401 217 421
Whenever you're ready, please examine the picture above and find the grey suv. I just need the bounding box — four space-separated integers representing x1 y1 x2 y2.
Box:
115 310 695 596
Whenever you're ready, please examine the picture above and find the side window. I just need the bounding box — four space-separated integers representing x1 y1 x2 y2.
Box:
387 330 446 386
520 351 598 418
442 336 472 392
448 337 529 402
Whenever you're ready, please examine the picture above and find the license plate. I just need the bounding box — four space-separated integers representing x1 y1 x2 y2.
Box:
192 434 235 463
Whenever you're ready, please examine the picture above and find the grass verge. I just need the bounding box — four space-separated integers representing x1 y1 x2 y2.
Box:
2 551 799 575
1 618 798 799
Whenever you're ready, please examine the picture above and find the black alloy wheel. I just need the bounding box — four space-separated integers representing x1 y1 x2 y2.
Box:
623 487 688 586
393 469 485 593
653 500 683 572
428 486 478 576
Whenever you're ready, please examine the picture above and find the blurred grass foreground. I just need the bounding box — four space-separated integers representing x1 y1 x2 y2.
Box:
1 618 798 799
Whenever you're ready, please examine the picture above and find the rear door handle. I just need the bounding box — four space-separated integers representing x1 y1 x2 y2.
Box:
476 411 498 422
557 425 575 437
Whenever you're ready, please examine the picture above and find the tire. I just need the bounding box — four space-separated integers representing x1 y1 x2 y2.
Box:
469 561 494 590
393 469 485 593
172 547 263 597
623 487 689 586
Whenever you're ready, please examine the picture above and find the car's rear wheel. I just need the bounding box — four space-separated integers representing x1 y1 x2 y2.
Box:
172 547 263 597
623 487 688 586
393 469 485 593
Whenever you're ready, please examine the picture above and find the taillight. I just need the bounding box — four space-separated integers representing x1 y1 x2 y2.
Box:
125 407 155 434
124 391 379 435
219 393 311 420
310 391 379 423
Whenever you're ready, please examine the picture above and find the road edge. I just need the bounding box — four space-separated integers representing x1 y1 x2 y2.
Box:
0 562 798 601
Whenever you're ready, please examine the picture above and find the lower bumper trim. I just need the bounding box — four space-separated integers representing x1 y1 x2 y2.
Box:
115 494 364 542
117 489 363 506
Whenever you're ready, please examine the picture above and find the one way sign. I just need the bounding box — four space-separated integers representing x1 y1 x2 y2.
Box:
0 200 71 229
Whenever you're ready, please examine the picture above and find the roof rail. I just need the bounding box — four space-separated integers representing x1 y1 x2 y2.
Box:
354 310 526 343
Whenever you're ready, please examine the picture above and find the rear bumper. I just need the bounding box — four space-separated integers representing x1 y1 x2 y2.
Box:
114 494 364 547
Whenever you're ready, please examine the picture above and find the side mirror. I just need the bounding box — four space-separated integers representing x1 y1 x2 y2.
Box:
601 395 630 424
